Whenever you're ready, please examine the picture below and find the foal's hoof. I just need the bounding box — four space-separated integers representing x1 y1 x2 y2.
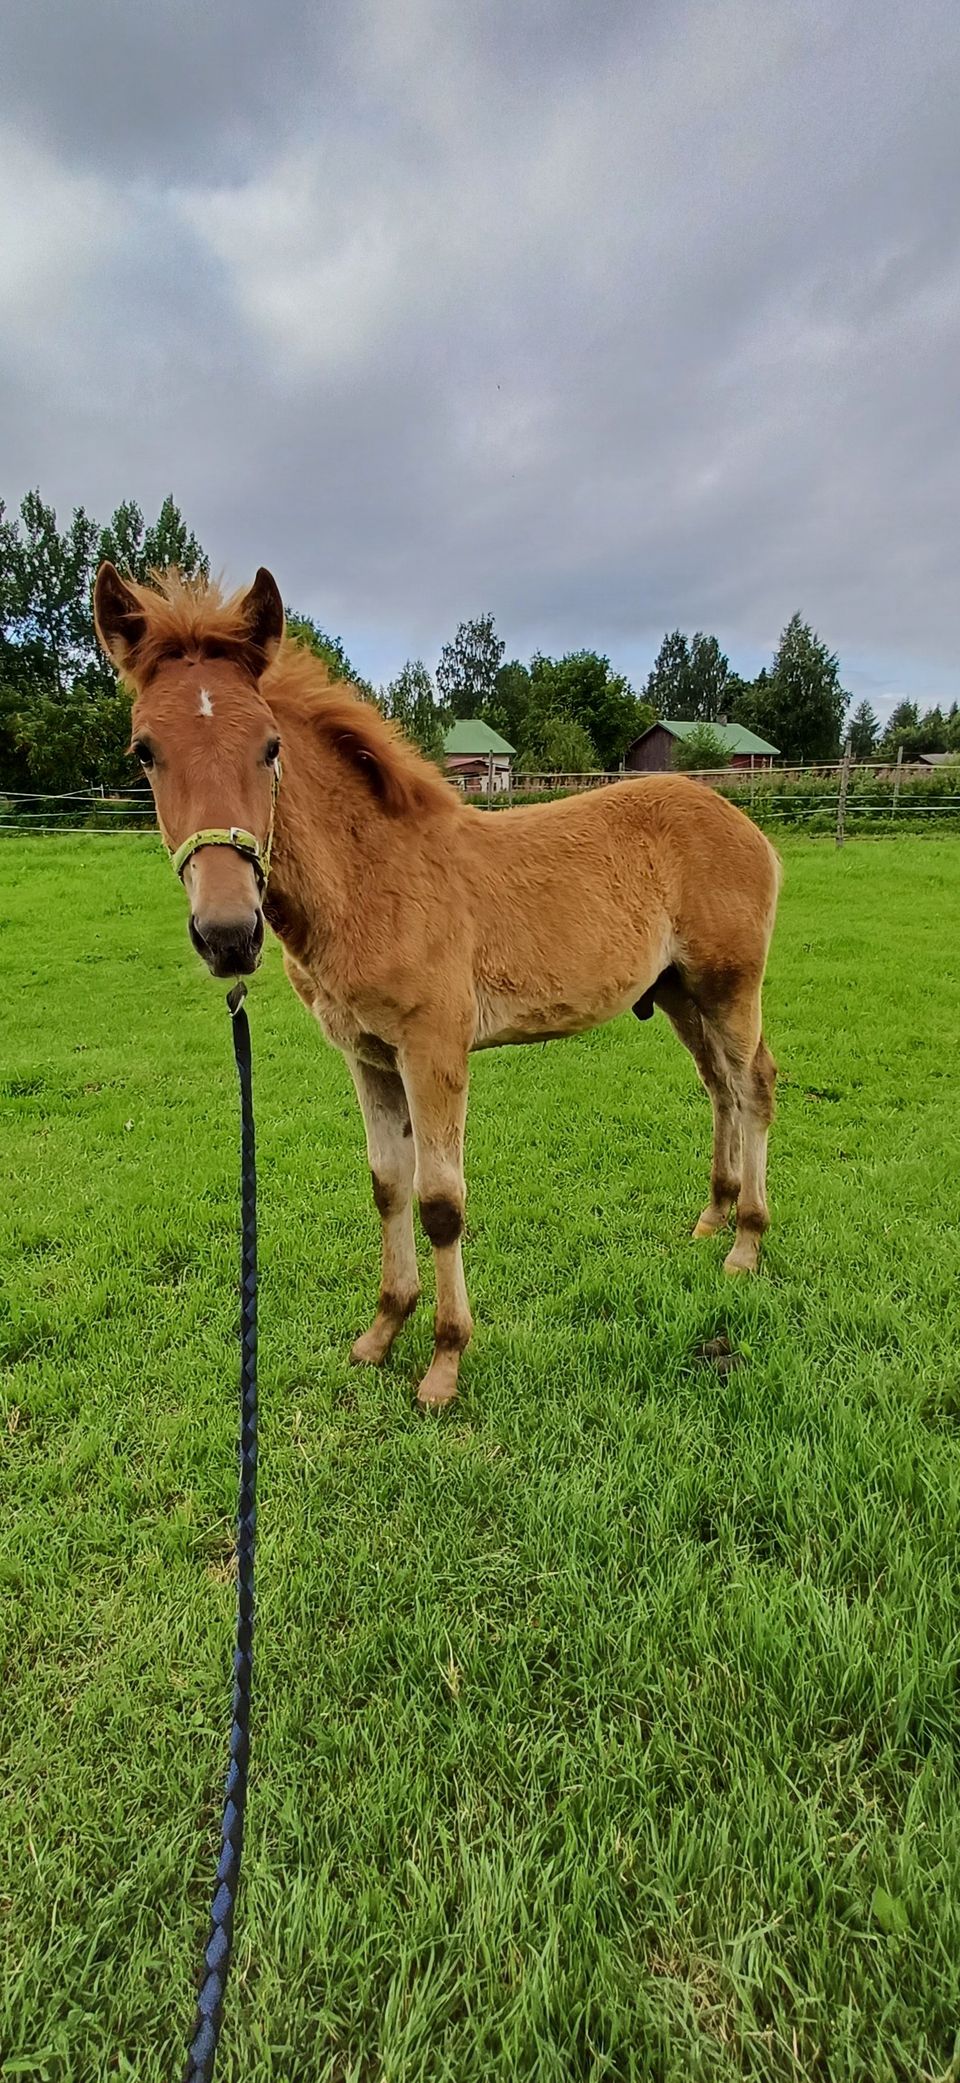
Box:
723 1242 760 1276
692 1214 725 1239
416 1368 459 1410
350 1324 393 1366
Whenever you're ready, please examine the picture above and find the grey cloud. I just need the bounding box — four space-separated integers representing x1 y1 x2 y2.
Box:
1 0 959 705
2 0 346 179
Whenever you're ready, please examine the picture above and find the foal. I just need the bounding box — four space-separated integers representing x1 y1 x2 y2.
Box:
94 562 781 1408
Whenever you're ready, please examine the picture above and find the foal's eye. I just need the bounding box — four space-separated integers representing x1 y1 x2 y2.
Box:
264 737 281 767
132 739 154 769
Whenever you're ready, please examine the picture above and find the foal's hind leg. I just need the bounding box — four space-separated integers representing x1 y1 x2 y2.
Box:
719 1024 776 1275
346 1056 420 1365
694 981 777 1275
653 972 743 1238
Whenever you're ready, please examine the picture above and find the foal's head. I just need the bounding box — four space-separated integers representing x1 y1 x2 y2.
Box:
94 563 285 978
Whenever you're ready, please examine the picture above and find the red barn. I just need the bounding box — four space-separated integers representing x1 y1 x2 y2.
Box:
624 719 779 772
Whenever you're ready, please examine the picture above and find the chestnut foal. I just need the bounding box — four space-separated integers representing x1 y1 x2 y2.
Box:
94 563 781 1407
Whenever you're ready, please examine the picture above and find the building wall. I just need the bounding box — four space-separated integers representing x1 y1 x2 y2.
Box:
624 726 675 772
446 756 512 793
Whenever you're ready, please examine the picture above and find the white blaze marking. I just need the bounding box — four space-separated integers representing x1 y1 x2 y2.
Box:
198 687 214 719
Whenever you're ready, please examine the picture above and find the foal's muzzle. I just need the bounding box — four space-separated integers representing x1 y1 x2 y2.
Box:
189 908 265 978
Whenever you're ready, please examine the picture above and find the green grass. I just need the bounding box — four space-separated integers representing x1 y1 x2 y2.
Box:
2 834 960 2082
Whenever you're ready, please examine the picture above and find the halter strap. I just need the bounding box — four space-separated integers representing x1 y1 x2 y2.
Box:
169 763 281 892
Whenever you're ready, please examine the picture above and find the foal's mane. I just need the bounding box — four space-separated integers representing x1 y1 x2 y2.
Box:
264 644 457 818
129 569 457 820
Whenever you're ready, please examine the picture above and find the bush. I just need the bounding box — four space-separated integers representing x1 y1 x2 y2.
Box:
671 725 732 771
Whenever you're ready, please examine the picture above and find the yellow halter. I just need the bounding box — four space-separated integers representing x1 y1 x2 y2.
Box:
169 761 281 892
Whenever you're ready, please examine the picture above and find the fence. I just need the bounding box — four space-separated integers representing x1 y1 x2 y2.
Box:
3 760 960 845
0 787 157 836
460 759 960 841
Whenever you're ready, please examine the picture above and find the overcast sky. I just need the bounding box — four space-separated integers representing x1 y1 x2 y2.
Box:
2 0 959 714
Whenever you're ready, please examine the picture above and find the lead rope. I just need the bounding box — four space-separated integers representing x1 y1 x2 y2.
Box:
183 981 258 2083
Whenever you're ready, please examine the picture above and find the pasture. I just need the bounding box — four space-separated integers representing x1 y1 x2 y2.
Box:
2 833 960 2082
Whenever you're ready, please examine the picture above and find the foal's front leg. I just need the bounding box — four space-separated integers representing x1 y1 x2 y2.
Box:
399 1037 472 1409
346 1056 420 1365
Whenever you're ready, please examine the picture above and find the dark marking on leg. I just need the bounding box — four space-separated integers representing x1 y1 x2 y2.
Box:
419 1196 463 1248
371 1171 396 1219
710 1174 740 1206
379 1287 418 1323
735 1208 768 1237
434 1319 470 1353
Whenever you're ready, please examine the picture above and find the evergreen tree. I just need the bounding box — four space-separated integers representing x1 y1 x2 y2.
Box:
848 699 880 760
686 633 732 721
735 615 848 763
644 630 690 715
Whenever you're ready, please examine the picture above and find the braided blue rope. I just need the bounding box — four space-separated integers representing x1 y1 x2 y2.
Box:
183 982 258 2083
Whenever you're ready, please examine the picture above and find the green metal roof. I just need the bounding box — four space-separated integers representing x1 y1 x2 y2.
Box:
443 719 516 757
654 719 779 756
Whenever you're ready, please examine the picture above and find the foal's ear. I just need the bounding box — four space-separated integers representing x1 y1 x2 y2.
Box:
93 562 147 673
239 567 285 668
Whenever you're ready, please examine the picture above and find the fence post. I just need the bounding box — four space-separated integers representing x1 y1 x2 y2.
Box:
892 742 904 817
486 749 494 803
836 736 852 847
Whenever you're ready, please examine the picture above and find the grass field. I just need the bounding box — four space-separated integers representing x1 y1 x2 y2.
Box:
2 833 960 2082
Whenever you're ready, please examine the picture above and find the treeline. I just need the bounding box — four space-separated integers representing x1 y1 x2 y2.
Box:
380 612 860 773
0 491 365 794
3 487 954 794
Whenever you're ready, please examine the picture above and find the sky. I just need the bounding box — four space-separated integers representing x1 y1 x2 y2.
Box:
2 0 959 718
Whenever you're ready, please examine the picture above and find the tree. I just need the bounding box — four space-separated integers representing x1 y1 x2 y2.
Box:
9 677 133 793
537 715 599 774
96 494 209 589
484 659 537 749
285 611 373 697
686 633 732 721
436 614 505 719
733 614 848 763
671 724 731 771
528 650 650 770
0 489 99 696
876 699 925 761
848 699 880 760
877 699 952 761
0 631 52 791
0 487 212 791
644 628 732 721
884 700 919 740
645 630 690 715
917 705 948 753
379 659 448 764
